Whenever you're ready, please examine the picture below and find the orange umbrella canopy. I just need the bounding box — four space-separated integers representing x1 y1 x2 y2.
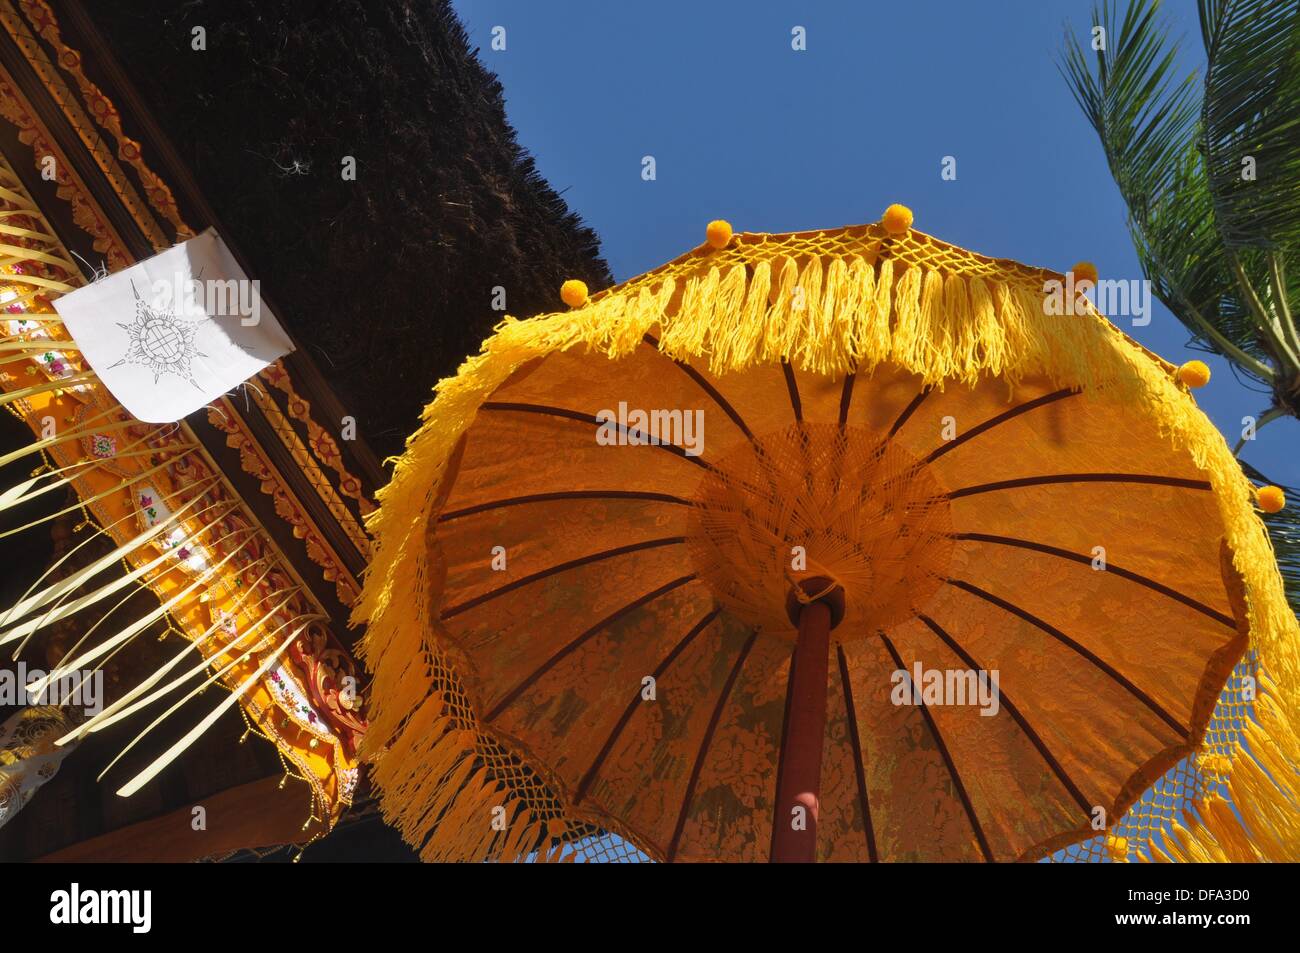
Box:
356 217 1300 862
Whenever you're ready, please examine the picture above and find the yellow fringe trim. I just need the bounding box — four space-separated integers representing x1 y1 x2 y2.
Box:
355 228 1300 862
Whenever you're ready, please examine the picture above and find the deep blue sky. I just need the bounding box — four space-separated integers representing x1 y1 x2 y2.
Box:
452 0 1298 485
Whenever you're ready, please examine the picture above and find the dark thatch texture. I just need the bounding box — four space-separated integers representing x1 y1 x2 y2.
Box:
85 0 613 460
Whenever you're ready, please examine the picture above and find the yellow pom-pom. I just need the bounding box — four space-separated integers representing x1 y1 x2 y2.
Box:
1104 833 1128 859
881 203 913 235
559 279 588 308
1071 261 1098 287
705 219 733 249
1177 360 1211 389
1259 485 1286 513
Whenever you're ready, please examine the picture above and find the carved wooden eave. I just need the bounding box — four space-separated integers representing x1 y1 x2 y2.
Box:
0 0 376 858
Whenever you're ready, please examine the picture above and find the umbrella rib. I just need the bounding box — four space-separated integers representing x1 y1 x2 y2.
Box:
916 613 1094 817
480 402 713 470
952 532 1236 629
924 388 1079 463
438 489 693 523
573 606 722 805
641 333 757 442
946 578 1187 739
667 628 759 861
878 631 995 862
640 334 788 511
838 372 856 426
440 536 686 619
835 643 879 862
830 382 931 498
781 360 802 422
886 385 932 439
640 335 810 538
947 473 1212 499
484 574 699 722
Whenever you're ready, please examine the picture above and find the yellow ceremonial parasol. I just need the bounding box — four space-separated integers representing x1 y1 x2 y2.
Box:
355 209 1300 862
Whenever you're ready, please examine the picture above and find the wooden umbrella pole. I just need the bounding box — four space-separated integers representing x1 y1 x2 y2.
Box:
772 579 844 863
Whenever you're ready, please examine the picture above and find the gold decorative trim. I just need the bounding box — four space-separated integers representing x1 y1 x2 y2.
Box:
207 397 362 606
247 376 373 556
0 0 171 249
261 360 376 516
0 70 130 270
16 0 191 239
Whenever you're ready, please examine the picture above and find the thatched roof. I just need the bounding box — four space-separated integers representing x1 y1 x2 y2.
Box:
86 0 613 460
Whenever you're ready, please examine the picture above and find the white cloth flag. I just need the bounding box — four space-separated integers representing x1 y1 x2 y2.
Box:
53 228 294 423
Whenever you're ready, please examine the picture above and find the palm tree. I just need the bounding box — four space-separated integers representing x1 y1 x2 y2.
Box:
1061 0 1300 609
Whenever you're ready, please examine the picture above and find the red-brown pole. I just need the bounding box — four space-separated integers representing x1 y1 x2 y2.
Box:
770 597 833 863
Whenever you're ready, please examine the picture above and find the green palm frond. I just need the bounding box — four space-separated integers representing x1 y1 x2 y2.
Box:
1060 0 1274 381
1200 0 1300 251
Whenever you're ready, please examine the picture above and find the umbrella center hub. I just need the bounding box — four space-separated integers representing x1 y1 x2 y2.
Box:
687 421 953 641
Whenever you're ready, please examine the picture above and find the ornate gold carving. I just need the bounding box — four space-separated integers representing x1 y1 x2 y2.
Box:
261 360 376 517
1 0 176 248
207 398 362 606
246 377 373 556
0 73 130 270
